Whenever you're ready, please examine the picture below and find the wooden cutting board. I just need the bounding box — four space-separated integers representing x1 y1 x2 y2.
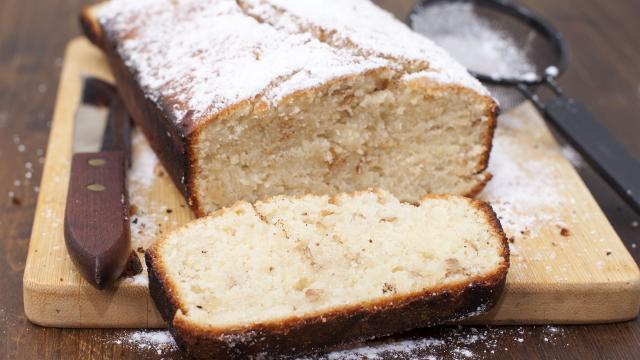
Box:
23 38 640 328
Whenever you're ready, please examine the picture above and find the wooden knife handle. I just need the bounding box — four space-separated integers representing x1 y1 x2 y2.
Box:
64 151 131 289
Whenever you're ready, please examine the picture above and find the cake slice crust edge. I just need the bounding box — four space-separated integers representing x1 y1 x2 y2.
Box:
145 191 509 359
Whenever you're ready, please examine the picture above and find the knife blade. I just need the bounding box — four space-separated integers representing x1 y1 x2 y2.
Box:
64 77 132 289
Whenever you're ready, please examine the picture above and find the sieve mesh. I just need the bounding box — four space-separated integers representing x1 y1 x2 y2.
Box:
410 0 563 110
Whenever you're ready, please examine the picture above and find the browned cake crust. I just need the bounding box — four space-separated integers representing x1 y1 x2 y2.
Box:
145 196 509 359
81 7 194 204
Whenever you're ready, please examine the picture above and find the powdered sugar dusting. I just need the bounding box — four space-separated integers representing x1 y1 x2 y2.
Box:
480 111 575 239
241 0 489 95
123 129 185 287
97 0 489 126
122 272 148 287
411 2 538 81
110 330 177 355
97 0 389 124
299 325 567 359
301 338 445 360
481 135 560 237
128 130 162 250
128 129 158 188
561 145 584 168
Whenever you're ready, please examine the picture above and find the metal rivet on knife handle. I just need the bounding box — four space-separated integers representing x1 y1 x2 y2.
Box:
87 184 106 192
88 158 106 167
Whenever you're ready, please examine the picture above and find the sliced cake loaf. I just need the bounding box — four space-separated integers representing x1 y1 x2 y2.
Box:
146 189 509 358
80 0 498 216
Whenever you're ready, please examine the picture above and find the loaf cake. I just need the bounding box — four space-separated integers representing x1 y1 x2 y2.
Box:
80 0 498 216
146 189 509 358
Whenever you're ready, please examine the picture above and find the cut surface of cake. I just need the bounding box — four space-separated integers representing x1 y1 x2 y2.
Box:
146 189 509 358
81 0 498 216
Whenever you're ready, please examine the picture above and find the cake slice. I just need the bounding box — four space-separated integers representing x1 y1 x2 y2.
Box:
80 0 498 216
146 189 509 358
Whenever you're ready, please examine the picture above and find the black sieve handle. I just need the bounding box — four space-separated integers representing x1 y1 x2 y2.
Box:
543 97 640 213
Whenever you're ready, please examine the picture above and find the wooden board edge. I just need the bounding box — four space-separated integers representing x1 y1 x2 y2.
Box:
23 277 166 329
467 279 640 325
23 274 640 328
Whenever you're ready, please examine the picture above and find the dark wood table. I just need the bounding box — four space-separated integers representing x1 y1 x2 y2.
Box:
1 0 638 358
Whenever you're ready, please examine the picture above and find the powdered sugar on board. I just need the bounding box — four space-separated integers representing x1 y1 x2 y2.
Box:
479 110 577 242
128 129 159 188
121 129 189 287
474 105 610 284
128 129 164 250
560 145 584 168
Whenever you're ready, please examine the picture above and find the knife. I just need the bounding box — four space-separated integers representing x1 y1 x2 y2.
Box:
64 77 132 289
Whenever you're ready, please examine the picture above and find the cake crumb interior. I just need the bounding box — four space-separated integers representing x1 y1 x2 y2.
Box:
159 191 504 328
194 70 491 213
